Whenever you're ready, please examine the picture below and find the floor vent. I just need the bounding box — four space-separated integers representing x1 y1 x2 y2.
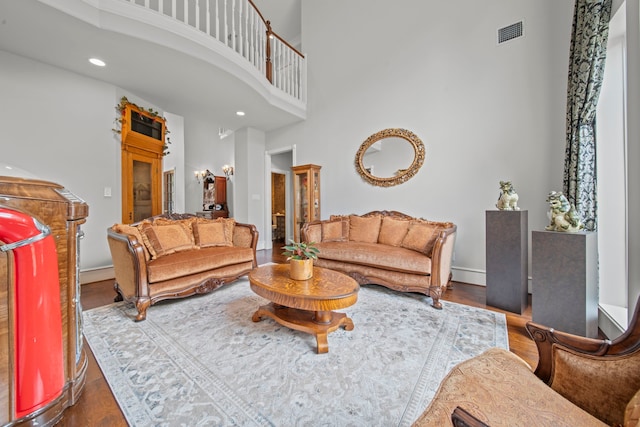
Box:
497 21 524 45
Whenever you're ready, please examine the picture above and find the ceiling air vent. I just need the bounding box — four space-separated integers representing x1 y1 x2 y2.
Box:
497 21 524 45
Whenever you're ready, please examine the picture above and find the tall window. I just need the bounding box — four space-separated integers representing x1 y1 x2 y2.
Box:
596 3 627 327
163 169 175 214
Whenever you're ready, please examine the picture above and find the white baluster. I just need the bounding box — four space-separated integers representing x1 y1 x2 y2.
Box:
183 0 188 25
171 0 176 18
205 0 210 35
288 48 292 96
224 0 228 47
237 0 243 56
244 1 249 59
231 0 236 52
196 0 201 31
159 0 164 15
215 0 219 40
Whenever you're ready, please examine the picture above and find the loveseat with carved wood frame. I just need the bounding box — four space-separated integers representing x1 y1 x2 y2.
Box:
301 210 457 309
107 213 258 321
412 295 640 426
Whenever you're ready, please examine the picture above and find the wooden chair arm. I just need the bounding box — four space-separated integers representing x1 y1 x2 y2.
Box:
526 321 612 383
106 228 149 299
527 294 640 383
430 226 457 289
451 407 490 427
234 222 259 267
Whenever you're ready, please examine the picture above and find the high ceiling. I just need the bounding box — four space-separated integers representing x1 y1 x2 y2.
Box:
0 0 303 132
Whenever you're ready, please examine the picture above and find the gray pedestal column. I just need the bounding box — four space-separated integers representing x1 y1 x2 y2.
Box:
532 231 598 338
485 210 528 314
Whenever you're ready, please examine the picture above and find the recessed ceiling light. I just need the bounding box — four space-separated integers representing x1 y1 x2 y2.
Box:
89 58 106 67
236 111 245 116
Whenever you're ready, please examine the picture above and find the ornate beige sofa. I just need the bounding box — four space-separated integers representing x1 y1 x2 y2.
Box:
107 213 258 321
301 210 456 309
412 297 640 426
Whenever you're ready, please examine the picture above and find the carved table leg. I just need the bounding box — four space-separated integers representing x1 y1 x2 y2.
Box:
251 303 355 354
316 333 329 354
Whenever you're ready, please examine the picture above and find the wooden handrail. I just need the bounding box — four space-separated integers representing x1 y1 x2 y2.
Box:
270 29 304 58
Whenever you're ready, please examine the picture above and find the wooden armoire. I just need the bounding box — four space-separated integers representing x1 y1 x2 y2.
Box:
0 176 88 426
120 101 166 224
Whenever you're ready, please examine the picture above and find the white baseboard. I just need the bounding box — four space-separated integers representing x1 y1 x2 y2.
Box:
451 266 534 293
599 305 625 339
451 266 486 286
80 266 114 285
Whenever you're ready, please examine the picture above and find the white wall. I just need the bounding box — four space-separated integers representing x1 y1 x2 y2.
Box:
0 50 120 270
184 118 234 213
164 112 186 213
267 0 574 285
0 50 225 273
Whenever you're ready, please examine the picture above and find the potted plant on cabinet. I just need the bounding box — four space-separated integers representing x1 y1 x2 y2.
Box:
282 240 320 280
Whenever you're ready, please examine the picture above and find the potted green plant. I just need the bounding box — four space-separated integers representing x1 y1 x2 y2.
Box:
282 240 320 280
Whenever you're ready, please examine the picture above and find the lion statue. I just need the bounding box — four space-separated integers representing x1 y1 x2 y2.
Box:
545 191 584 232
496 181 520 211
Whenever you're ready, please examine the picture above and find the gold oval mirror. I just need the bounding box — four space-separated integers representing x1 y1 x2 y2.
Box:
355 128 425 187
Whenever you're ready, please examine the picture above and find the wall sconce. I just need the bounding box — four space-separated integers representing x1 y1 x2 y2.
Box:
194 170 207 183
222 165 234 178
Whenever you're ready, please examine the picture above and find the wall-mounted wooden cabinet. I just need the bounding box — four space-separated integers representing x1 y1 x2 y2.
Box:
120 103 166 223
292 164 321 241
197 174 228 219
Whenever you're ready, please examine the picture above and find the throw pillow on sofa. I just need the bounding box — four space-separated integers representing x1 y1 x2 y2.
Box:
193 218 235 247
349 214 382 243
377 216 410 247
321 218 349 242
139 220 197 259
401 220 441 255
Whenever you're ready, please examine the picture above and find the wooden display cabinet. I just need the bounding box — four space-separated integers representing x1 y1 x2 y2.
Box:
0 176 88 426
120 102 166 223
292 164 321 241
197 173 228 219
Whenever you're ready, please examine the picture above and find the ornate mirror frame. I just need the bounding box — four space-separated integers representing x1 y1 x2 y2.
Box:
355 128 425 187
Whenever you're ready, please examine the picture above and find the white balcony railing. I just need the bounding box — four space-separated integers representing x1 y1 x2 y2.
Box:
123 0 306 103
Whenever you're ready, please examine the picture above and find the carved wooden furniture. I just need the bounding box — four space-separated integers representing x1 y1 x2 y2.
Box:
107 213 258 321
412 295 640 426
0 176 88 426
292 164 321 241
302 210 456 310
198 172 228 218
120 100 166 223
249 264 359 354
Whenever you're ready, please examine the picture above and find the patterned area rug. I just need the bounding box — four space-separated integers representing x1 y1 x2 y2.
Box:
83 277 508 426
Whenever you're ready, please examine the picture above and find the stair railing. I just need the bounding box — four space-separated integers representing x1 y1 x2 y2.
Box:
123 0 306 103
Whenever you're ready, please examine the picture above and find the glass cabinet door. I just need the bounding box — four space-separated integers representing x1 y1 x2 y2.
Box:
122 151 161 224
292 164 321 241
132 159 153 222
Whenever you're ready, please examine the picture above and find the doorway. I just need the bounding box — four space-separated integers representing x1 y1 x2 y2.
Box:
265 146 295 249
271 172 286 245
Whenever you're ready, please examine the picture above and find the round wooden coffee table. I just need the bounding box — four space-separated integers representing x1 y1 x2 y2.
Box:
249 264 359 354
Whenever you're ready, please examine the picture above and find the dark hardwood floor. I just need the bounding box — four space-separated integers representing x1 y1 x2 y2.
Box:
57 246 537 426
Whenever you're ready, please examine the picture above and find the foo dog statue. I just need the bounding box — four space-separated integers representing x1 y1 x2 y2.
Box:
496 181 519 211
545 191 584 232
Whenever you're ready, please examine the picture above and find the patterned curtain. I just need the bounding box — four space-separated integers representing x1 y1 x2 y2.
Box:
564 0 612 231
